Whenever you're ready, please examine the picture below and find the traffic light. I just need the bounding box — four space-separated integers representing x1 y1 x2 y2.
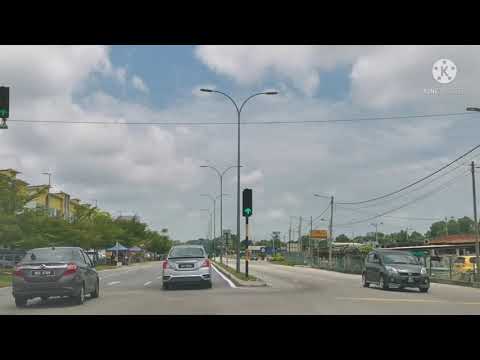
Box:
242 188 252 217
0 87 9 118
0 87 9 129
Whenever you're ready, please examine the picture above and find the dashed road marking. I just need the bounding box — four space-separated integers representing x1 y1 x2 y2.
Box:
107 281 120 286
144 281 152 286
336 297 446 304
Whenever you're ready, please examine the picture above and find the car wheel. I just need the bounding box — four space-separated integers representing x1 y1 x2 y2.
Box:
362 273 370 287
205 281 212 289
419 287 429 293
91 280 99 299
162 283 169 290
379 275 389 290
15 296 27 308
73 283 86 305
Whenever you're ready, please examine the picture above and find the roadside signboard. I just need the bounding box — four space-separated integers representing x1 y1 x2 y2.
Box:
310 229 328 239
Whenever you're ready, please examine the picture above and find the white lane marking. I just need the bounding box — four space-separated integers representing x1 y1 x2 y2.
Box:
107 281 120 286
157 276 162 280
212 265 236 288
144 281 152 286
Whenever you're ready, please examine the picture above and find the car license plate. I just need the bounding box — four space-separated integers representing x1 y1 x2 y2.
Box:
32 270 54 276
179 264 193 269
408 276 414 283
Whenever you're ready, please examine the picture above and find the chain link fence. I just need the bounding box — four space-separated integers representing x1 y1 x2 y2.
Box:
286 252 480 283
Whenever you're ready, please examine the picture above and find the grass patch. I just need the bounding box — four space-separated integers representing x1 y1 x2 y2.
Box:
0 271 12 288
214 261 257 281
95 264 119 271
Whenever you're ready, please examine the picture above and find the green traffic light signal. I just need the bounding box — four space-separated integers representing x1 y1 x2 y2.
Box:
244 208 252 216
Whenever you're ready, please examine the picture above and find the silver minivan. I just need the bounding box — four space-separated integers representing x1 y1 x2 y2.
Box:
162 245 212 290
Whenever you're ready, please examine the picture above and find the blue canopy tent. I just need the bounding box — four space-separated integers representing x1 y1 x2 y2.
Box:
128 246 143 253
107 243 128 252
106 243 129 265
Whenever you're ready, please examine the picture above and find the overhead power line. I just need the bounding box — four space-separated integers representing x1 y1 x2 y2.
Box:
6 112 472 127
335 170 469 227
344 152 480 211
335 142 480 206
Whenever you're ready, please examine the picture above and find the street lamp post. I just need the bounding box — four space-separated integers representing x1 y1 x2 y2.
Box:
200 209 213 249
41 172 52 214
201 165 239 263
201 193 229 259
370 222 383 248
201 88 278 272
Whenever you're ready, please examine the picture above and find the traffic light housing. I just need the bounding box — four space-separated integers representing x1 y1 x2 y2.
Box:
242 188 252 217
0 87 9 118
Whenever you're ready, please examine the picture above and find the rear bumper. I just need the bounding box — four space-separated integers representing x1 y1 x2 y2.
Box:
163 273 211 284
12 278 82 298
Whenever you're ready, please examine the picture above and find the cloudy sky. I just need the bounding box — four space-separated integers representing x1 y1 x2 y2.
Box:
1 45 480 241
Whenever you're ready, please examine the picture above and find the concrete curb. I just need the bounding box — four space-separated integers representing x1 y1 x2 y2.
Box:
212 261 267 287
430 278 480 288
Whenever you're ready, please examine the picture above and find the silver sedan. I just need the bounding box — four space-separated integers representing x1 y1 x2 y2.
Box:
162 245 212 290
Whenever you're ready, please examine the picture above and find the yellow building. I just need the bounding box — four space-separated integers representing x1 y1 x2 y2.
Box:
0 169 30 196
3 168 99 221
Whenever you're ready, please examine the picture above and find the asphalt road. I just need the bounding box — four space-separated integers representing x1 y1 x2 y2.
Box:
2 259 480 314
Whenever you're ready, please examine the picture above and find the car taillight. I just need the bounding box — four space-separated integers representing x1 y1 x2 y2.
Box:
163 260 168 269
14 266 24 278
201 259 210 268
63 263 78 276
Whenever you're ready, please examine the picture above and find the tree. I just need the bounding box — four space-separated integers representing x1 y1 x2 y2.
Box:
336 234 350 242
447 218 460 235
429 221 447 238
458 216 474 234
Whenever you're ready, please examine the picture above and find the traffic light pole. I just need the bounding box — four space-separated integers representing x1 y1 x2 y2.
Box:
245 216 249 279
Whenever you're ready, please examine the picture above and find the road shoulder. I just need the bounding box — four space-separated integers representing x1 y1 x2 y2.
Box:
212 261 267 287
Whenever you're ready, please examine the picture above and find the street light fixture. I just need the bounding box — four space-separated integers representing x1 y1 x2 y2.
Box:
201 88 278 272
200 209 213 244
41 172 52 212
370 222 383 248
200 164 240 262
201 193 230 259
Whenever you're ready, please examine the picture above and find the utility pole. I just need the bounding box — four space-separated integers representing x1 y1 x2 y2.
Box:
471 161 480 278
298 216 302 254
445 217 449 237
328 196 334 267
288 217 292 253
310 216 313 262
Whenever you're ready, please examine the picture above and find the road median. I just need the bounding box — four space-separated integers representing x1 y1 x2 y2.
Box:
212 260 267 287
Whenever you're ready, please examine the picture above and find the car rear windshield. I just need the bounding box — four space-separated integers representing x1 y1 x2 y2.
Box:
169 247 205 258
22 248 75 263
382 253 419 265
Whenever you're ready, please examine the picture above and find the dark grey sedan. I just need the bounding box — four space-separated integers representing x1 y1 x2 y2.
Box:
12 247 99 307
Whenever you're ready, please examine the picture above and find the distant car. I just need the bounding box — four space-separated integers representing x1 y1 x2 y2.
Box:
12 247 100 307
362 249 430 292
250 254 258 261
162 245 212 290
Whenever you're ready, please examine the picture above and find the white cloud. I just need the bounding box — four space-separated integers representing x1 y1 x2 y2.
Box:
266 208 286 220
239 170 264 186
3 45 480 242
195 45 375 95
131 75 149 93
